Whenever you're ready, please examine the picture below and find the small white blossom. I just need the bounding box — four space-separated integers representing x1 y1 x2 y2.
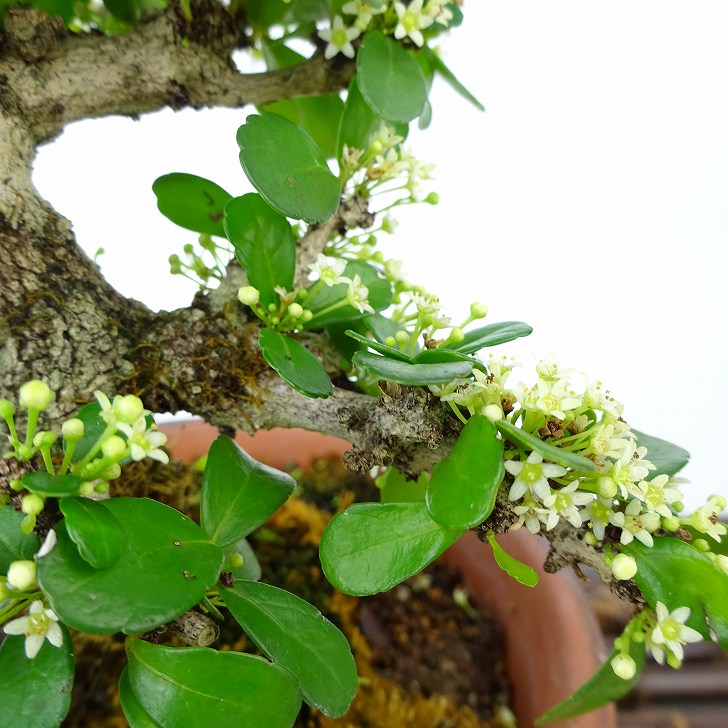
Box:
504 451 566 502
394 0 434 47
346 275 375 314
511 497 550 534
683 495 728 542
342 0 386 31
581 497 615 541
318 16 360 60
649 602 703 664
610 498 661 547
3 600 63 659
543 481 594 529
116 417 169 464
308 254 349 287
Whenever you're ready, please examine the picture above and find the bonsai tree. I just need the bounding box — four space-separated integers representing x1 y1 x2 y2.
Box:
1 1 726 725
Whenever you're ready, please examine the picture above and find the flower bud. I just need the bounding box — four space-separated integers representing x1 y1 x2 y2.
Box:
469 302 488 319
33 431 57 448
21 494 44 516
448 327 465 343
301 310 314 323
102 463 122 480
113 395 145 424
611 554 637 581
228 553 245 570
597 477 618 499
62 418 85 440
693 538 710 552
7 560 36 591
237 286 260 307
384 336 397 347
425 191 439 205
80 482 96 498
102 435 127 460
483 404 504 422
611 653 636 680
288 303 304 319
0 399 14 420
395 330 410 345
661 515 680 532
583 531 598 546
19 381 55 411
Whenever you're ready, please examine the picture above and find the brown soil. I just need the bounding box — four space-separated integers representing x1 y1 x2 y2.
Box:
63 457 513 728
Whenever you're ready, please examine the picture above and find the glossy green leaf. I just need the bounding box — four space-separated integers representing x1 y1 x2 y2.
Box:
376 467 428 504
224 193 295 306
536 636 645 725
126 639 301 728
152 173 232 237
0 507 40 573
497 420 597 472
424 47 484 111
486 531 538 587
225 538 262 582
414 348 485 372
259 329 334 399
449 321 533 354
20 472 83 497
201 435 296 549
345 329 414 363
304 260 393 328
222 581 357 716
261 41 344 159
357 31 427 123
0 625 74 728
336 77 408 160
633 429 690 478
60 496 125 568
624 536 728 646
320 502 463 596
237 113 341 223
119 666 162 728
426 415 504 529
38 498 224 634
352 351 473 386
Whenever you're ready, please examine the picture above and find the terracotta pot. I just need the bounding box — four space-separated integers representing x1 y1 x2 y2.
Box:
162 420 617 728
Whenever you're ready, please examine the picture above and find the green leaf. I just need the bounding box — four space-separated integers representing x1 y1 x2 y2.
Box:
320 502 463 596
259 328 334 399
119 666 163 728
68 401 107 462
352 351 472 386
345 329 414 363
224 193 295 307
103 0 139 23
126 639 301 728
225 538 262 582
59 496 125 568
376 467 428 504
536 636 645 725
423 47 484 111
0 507 40 573
632 429 690 478
497 420 598 472
414 348 485 372
624 536 728 647
449 321 533 354
0 625 74 728
237 113 341 223
152 173 232 237
336 77 408 160
486 531 538 587
261 40 344 159
38 498 224 634
20 472 83 497
357 31 427 123
240 0 289 31
426 415 504 529
222 581 357 716
304 260 393 328
364 313 410 347
201 435 296 549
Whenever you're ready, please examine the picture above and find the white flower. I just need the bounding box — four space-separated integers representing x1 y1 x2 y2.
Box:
308 254 349 287
649 602 703 664
504 451 566 502
116 416 169 464
511 497 550 534
610 498 661 547
684 495 728 542
634 474 683 518
581 497 615 541
345 275 375 314
318 16 360 60
3 600 63 659
394 0 434 47
426 0 453 26
519 378 582 421
342 0 386 31
542 481 594 529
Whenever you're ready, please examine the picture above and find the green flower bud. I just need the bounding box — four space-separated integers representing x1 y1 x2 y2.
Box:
62 418 85 440
169 254 182 274
448 327 465 343
113 394 145 424
661 515 680 532
21 494 44 516
95 482 110 495
228 553 245 570
597 477 618 499
270 316 280 326
384 336 397 347
17 444 34 461
267 303 277 313
301 310 314 323
425 191 439 205
183 243 194 255
288 303 304 319
32 431 57 448
693 538 710 552
19 381 55 411
583 531 598 546
7 560 36 590
237 286 260 307
395 330 410 345
611 653 636 680
611 553 638 581
102 463 122 480
102 435 127 460
0 399 14 420
469 302 488 319
80 482 95 498
482 404 504 422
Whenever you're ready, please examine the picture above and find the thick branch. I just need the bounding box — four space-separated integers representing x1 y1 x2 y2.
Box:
0 2 355 144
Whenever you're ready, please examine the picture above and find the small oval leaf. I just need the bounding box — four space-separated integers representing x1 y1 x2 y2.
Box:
20 472 83 497
152 173 232 237
237 113 341 223
486 531 538 587
259 328 334 399
320 502 463 596
0 508 40 573
352 351 473 386
426 415 504 529
126 639 302 728
60 497 125 568
201 435 296 549
222 581 357 716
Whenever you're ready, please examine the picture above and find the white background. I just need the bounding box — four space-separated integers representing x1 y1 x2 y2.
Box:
33 1 728 510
